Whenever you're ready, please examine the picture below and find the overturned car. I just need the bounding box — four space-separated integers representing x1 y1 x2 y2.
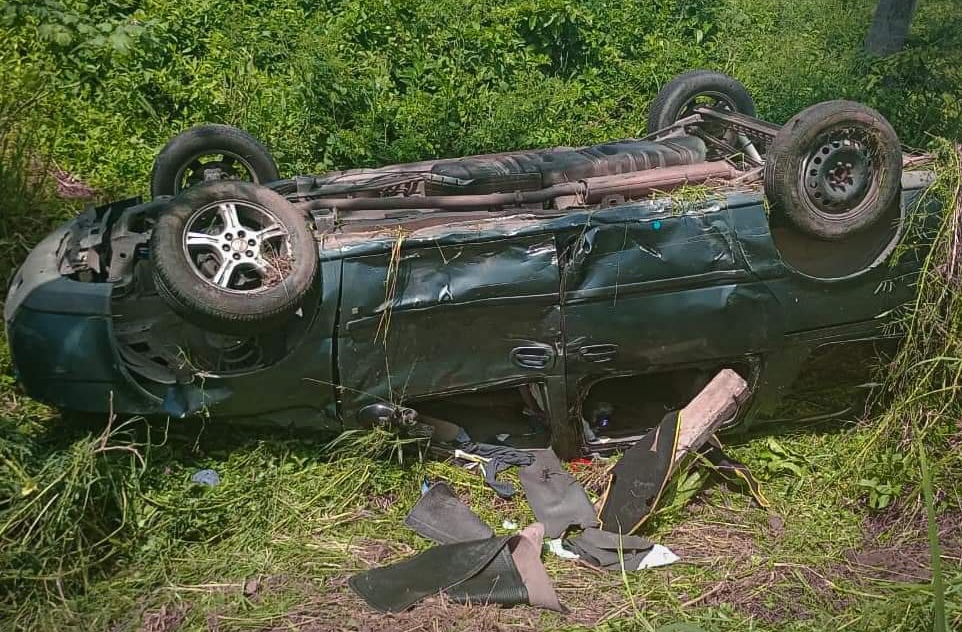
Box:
4 71 939 458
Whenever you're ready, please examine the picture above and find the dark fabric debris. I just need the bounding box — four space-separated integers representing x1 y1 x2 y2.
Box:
349 523 562 613
404 482 494 544
458 442 537 466
519 448 598 538
564 527 654 571
455 441 535 499
482 458 517 498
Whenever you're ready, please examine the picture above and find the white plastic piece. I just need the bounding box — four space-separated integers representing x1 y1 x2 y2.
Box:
454 449 490 463
546 538 580 560
636 544 680 569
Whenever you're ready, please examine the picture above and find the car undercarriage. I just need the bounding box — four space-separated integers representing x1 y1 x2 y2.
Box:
4 70 940 459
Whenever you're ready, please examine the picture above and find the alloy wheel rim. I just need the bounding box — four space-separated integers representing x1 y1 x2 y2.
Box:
181 199 292 294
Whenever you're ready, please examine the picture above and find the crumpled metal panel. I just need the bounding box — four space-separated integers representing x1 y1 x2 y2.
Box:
562 207 745 299
557 200 785 433
565 282 778 367
561 202 783 404
194 259 342 427
337 234 562 419
343 236 559 314
728 188 928 334
318 198 678 261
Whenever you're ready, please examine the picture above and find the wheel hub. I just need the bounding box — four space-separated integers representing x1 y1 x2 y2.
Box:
803 138 871 214
681 91 737 138
201 162 238 182
183 201 290 293
177 152 256 194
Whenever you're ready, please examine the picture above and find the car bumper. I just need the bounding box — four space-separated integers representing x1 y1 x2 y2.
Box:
4 219 161 415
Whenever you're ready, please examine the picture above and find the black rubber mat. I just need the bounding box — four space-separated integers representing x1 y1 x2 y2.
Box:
598 411 680 534
404 482 494 544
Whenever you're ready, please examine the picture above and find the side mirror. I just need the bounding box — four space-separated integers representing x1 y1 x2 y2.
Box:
357 403 417 429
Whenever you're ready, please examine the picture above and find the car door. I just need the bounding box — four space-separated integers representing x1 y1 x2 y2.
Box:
560 202 783 432
337 231 569 443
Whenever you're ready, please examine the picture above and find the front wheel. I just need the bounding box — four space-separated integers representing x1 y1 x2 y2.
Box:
764 100 902 241
150 181 318 334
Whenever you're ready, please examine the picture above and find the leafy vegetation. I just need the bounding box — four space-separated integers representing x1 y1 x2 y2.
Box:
1 0 961 630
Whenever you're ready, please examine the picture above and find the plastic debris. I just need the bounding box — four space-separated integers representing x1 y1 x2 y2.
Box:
637 544 680 569
519 448 597 538
191 469 220 486
546 538 580 560
564 527 653 570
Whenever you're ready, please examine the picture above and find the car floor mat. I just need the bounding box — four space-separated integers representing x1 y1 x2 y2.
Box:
519 448 598 538
404 482 495 544
564 527 653 570
597 411 680 535
349 523 562 613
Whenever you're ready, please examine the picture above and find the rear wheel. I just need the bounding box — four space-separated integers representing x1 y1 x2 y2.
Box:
764 100 902 241
647 70 756 134
151 124 280 198
150 181 317 334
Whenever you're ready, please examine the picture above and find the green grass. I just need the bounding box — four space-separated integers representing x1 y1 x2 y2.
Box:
3 403 958 630
2 0 962 630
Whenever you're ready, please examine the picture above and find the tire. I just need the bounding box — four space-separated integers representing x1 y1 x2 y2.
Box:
647 70 756 134
151 124 280 198
150 181 317 334
764 100 902 241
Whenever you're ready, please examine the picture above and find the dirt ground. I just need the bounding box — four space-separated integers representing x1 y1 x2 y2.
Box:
153 504 961 632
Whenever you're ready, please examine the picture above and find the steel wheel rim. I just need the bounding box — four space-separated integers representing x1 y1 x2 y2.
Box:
173 151 257 194
800 126 876 218
679 90 738 118
679 91 739 141
181 199 292 294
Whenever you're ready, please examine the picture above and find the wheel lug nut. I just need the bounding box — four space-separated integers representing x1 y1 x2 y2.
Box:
845 163 852 168
248 239 256 246
238 230 245 238
232 253 241 260
246 250 254 257
221 244 230 251
225 233 233 240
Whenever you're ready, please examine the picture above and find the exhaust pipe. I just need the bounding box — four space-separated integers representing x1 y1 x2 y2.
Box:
297 161 742 213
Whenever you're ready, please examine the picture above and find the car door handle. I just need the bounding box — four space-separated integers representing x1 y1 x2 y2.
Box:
510 345 554 370
579 344 618 363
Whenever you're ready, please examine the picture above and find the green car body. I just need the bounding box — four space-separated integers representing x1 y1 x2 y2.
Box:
3 152 938 458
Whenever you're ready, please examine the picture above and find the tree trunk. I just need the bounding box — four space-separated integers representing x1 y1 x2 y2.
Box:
865 0 919 56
